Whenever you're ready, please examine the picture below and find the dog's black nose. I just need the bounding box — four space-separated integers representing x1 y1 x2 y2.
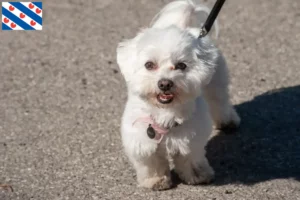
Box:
158 79 174 91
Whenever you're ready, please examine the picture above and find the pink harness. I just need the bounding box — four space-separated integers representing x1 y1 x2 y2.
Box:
132 116 169 143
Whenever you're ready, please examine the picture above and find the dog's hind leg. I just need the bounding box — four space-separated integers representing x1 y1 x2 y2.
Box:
203 52 240 131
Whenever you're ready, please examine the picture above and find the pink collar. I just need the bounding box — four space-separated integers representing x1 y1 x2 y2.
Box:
132 116 169 143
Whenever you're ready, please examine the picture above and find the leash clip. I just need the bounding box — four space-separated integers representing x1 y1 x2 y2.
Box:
198 0 226 38
199 27 208 38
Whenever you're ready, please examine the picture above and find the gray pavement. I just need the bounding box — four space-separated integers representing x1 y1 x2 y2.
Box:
0 0 300 199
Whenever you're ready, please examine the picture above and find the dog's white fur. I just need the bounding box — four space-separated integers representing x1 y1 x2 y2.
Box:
116 0 240 190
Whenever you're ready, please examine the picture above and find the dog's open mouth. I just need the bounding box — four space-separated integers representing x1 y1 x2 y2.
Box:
157 92 174 104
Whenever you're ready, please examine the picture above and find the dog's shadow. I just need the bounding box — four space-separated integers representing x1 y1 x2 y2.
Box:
205 85 300 185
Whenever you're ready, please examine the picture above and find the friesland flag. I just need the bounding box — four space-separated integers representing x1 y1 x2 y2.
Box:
2 2 42 30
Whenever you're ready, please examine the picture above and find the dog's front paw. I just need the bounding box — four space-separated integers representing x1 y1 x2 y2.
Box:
178 164 215 185
139 176 172 191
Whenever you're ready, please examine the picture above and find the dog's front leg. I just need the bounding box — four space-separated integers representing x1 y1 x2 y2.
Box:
173 150 214 185
131 149 172 190
123 134 172 190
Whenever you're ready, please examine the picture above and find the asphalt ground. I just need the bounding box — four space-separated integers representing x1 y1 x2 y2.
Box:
0 0 300 199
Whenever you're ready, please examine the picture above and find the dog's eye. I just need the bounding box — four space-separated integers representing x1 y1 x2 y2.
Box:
145 61 155 70
175 62 187 70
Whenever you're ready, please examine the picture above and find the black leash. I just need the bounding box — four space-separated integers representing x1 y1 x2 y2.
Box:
198 0 226 38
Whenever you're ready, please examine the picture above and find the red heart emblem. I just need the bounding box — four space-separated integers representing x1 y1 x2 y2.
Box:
9 5 15 11
11 23 16 28
29 3 34 9
30 20 36 26
4 18 9 23
36 8 41 14
20 13 25 19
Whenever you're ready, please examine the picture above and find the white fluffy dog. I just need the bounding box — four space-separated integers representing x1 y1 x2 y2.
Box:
116 0 240 190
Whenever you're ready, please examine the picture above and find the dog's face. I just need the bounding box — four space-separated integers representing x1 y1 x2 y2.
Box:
117 26 216 108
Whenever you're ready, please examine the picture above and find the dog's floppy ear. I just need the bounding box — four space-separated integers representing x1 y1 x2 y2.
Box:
150 0 194 29
150 1 218 37
116 38 137 83
193 38 219 86
117 29 148 83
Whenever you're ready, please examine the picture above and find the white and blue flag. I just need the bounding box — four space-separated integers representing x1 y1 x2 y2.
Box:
2 2 42 30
